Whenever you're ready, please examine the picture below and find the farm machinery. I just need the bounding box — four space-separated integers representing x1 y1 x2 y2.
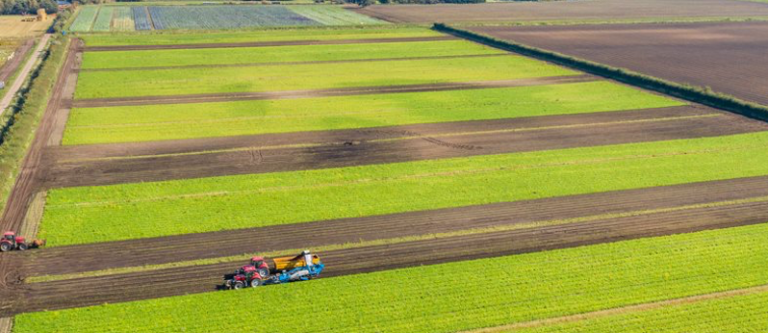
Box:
224 250 324 289
0 231 45 252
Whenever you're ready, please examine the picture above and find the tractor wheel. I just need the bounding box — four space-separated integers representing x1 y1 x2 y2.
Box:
233 281 245 290
0 243 11 252
257 268 269 278
18 243 28 251
250 279 262 288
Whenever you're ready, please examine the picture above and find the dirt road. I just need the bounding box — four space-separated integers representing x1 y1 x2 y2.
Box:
0 35 49 117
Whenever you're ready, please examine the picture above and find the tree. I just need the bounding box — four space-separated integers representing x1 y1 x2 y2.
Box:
345 0 375 7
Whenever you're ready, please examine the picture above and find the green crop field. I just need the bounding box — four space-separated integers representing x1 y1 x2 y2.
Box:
91 7 114 32
510 289 768 332
80 26 436 47
40 131 768 246
64 81 683 145
70 6 98 32
80 40 504 70
15 222 768 332
74 56 577 99
290 6 387 25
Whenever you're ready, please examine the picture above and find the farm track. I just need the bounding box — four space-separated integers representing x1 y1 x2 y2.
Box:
352 0 768 23
4 177 768 314
0 39 79 234
0 39 33 83
81 36 457 52
40 106 768 188
470 22 768 106
78 53 508 73
70 75 595 108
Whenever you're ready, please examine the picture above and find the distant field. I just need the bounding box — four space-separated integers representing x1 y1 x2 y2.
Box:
74 55 577 99
80 26 440 46
80 40 503 69
69 5 385 32
16 222 768 332
64 82 683 144
0 16 51 38
40 131 768 245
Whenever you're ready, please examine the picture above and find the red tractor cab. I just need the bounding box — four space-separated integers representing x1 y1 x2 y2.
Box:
250 256 270 276
1 232 27 252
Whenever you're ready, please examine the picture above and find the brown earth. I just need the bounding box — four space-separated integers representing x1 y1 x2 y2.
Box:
39 106 768 188
353 0 768 23
4 175 768 314
470 21 768 106
82 36 457 52
0 39 33 83
70 75 595 108
0 39 79 234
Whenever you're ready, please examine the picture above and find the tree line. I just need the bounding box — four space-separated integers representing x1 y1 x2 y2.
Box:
0 0 58 14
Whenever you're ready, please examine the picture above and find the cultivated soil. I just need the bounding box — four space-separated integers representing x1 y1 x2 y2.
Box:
5 175 768 314
353 0 768 23
40 106 767 188
3 30 768 319
0 39 33 84
470 21 768 106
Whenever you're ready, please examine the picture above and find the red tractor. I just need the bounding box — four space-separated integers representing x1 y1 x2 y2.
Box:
227 256 271 289
0 231 45 252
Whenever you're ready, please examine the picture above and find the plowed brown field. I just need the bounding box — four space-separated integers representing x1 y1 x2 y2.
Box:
470 22 768 106
353 0 768 23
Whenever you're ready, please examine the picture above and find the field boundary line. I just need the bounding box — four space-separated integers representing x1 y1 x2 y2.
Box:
79 53 509 73
58 113 723 163
27 194 768 283
434 23 768 123
82 36 457 52
71 75 595 108
459 283 768 332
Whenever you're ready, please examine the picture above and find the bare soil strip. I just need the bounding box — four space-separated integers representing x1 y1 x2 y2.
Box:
70 75 595 108
82 36 457 52
469 22 768 106
5 186 768 314
78 53 508 73
460 284 768 332
46 106 717 160
39 107 768 188
0 39 79 234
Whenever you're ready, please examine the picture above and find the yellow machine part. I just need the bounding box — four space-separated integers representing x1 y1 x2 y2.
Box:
271 254 320 271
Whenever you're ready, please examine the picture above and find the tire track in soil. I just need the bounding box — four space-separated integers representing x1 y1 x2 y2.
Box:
81 36 457 52
70 75 595 108
39 106 768 189
5 191 768 315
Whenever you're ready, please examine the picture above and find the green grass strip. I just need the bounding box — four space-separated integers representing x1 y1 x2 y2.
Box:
15 222 768 332
80 40 503 70
74 55 577 99
507 287 768 332
80 26 440 47
39 131 768 246
63 81 682 145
